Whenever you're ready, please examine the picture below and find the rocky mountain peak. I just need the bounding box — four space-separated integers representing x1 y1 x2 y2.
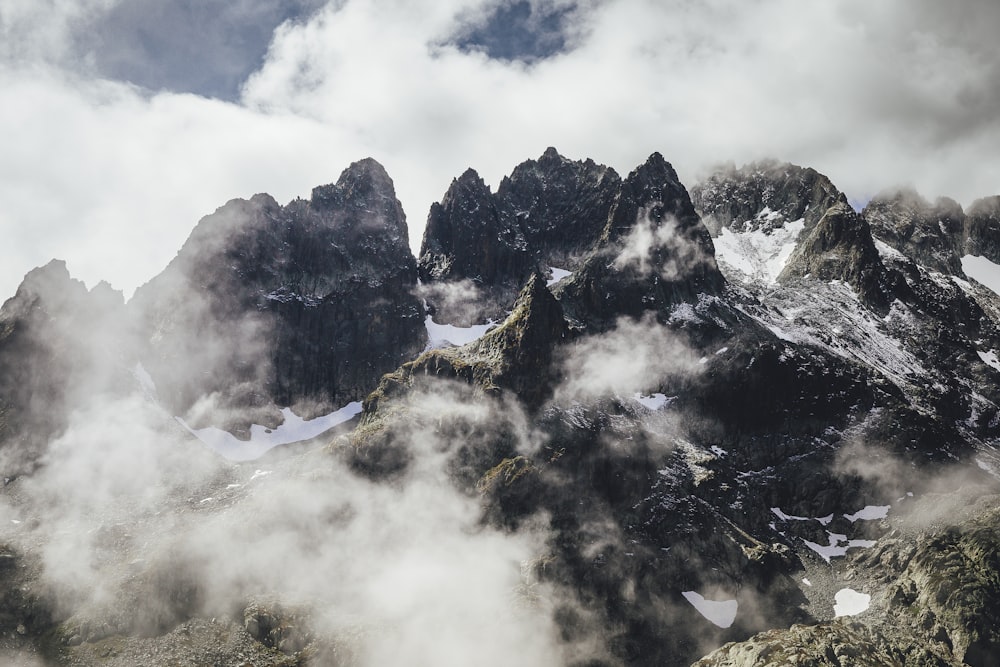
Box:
863 188 966 274
418 166 531 288
309 157 409 243
6 259 88 311
496 148 621 269
128 163 424 422
690 161 910 308
600 152 703 244
691 160 844 236
965 196 1000 262
0 261 131 471
553 152 724 327
780 200 902 309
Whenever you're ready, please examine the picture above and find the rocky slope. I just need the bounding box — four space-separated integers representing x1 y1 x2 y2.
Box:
0 152 998 666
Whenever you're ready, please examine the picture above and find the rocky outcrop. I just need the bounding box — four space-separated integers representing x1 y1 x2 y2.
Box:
496 146 621 269
418 168 532 288
129 158 425 425
863 191 1000 274
692 620 955 667
696 492 1000 667
692 160 843 235
558 152 725 328
863 189 967 275
418 149 621 322
965 196 1000 263
693 161 907 310
780 201 905 310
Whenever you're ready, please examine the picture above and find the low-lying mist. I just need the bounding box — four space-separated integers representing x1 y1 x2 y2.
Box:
0 375 577 665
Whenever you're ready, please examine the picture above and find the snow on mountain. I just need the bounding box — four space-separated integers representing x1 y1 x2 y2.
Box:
962 254 1000 296
681 591 739 629
712 213 805 285
177 402 363 461
424 314 497 349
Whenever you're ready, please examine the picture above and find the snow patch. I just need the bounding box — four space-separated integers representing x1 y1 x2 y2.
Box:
179 402 363 462
844 505 890 522
547 267 572 286
771 507 811 522
874 239 907 263
713 217 805 285
833 588 871 617
978 350 1000 372
681 591 738 628
962 255 1000 296
802 532 877 563
771 507 831 525
425 315 495 349
633 393 669 410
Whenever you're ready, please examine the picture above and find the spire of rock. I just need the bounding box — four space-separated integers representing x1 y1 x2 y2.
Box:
496 148 621 270
469 271 567 404
780 201 903 309
418 168 531 286
863 188 966 274
559 152 725 328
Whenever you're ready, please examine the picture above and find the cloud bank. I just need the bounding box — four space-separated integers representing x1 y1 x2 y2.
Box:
2 0 1000 301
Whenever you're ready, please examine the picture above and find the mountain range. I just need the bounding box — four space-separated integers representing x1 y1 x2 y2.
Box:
1 148 999 666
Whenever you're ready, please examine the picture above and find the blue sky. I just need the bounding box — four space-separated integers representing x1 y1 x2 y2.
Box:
1 0 998 300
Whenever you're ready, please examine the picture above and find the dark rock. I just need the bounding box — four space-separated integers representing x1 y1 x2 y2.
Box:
130 158 426 424
863 188 966 274
692 159 843 235
418 148 621 322
496 147 621 269
559 152 725 328
0 260 130 469
965 196 1000 263
418 168 531 288
780 201 906 310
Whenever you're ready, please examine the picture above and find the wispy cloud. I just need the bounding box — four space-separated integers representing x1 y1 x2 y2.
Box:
2 0 1000 303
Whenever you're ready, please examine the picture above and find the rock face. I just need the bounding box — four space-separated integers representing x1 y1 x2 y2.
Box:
779 200 904 310
692 159 842 235
418 168 532 288
965 196 1000 262
129 158 425 423
3 152 1000 667
694 161 905 310
0 261 129 470
496 147 621 269
558 152 725 328
417 148 623 321
863 191 1000 274
863 189 967 275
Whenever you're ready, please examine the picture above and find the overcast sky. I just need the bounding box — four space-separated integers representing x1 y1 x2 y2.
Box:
1 0 998 300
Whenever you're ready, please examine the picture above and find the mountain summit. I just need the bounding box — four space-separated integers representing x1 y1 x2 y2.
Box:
0 151 998 666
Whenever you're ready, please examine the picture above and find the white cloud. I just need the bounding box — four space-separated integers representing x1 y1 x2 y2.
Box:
2 0 1000 301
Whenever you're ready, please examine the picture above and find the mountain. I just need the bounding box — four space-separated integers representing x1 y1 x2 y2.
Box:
128 158 425 431
0 152 998 666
